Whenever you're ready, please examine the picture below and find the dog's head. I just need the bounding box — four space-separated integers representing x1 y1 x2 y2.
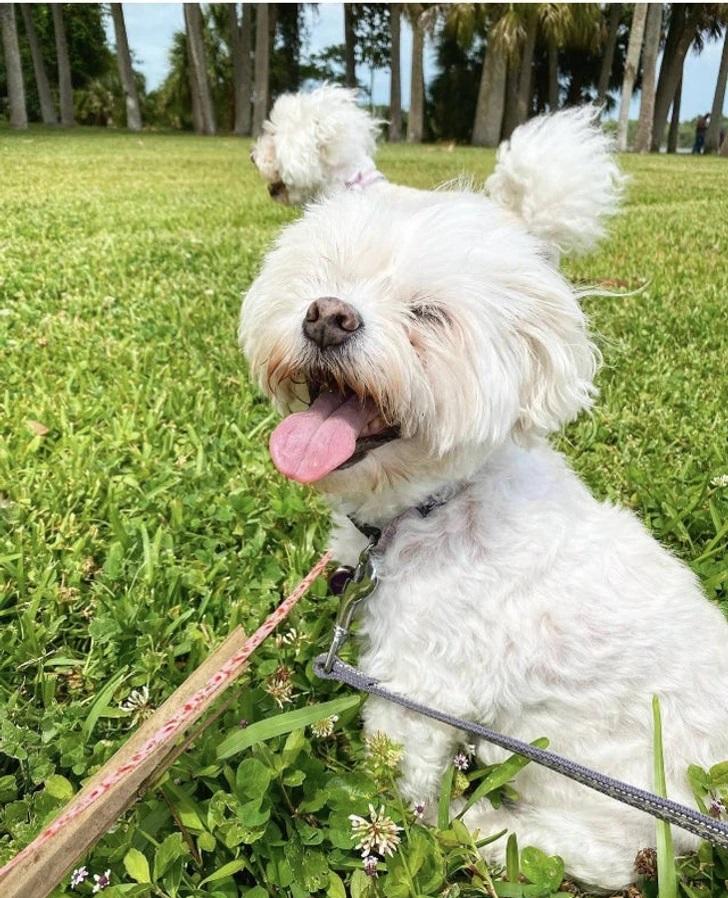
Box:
240 187 601 511
250 85 382 206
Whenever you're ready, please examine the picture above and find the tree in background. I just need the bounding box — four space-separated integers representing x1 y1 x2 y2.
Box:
229 3 252 136
344 3 356 86
650 4 722 152
389 3 402 140
406 3 425 142
617 2 647 151
185 2 216 134
110 3 141 131
667 72 682 151
252 2 270 135
0 3 27 128
634 3 663 151
705 22 728 152
52 4 75 126
597 3 622 105
19 3 56 124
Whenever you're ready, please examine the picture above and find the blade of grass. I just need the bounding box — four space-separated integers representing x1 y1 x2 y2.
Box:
653 695 677 898
438 763 455 830
216 695 360 759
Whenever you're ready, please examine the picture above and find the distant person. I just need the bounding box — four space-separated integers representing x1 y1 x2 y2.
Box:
693 113 710 154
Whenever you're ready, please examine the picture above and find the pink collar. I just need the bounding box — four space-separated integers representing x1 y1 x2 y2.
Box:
344 169 387 190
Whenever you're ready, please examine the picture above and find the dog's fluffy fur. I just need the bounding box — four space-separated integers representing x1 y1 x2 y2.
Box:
251 84 382 205
240 108 728 889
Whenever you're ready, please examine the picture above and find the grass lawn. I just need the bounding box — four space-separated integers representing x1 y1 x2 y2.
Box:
0 127 727 897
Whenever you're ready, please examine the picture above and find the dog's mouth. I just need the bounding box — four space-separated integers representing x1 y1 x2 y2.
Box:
269 375 399 484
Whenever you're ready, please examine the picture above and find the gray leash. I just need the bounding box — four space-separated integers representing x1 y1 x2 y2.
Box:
314 654 728 849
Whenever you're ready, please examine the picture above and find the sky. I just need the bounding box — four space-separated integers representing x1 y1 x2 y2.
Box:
108 3 728 121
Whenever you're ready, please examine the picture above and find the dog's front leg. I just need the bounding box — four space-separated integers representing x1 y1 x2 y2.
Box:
362 693 459 805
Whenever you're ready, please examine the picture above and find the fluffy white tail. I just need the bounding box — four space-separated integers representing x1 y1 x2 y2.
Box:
485 106 625 256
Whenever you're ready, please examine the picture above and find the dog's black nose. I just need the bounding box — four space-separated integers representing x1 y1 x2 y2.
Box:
303 298 362 350
268 181 285 197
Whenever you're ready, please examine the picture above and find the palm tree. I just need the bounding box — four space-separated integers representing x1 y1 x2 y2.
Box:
184 3 215 134
406 4 426 142
597 3 622 106
515 6 538 125
52 3 75 126
252 3 270 136
705 25 728 152
667 72 682 152
230 3 252 135
472 32 507 145
617 3 648 152
20 4 57 125
110 4 142 131
650 4 713 152
634 4 662 152
389 3 402 140
344 3 356 87
0 4 27 129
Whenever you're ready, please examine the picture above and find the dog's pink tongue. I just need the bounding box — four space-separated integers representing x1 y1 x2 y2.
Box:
270 392 376 484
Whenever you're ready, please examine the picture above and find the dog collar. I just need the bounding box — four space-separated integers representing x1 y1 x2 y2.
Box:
347 486 462 553
344 168 387 190
324 489 460 673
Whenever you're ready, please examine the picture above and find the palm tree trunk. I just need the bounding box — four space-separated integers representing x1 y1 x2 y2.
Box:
344 3 356 88
515 16 538 125
472 38 506 147
501 58 519 140
51 4 75 126
650 4 697 152
634 4 661 152
230 4 252 135
252 2 270 136
617 3 648 152
720 132 728 156
110 4 142 131
547 42 558 111
705 30 728 153
0 4 27 129
240 5 252 133
666 73 681 153
184 3 215 135
407 9 425 143
596 3 621 107
20 4 56 124
389 3 402 141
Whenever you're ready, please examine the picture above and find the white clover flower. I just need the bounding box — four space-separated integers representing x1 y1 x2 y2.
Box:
311 714 339 738
363 855 379 877
412 800 426 820
711 474 728 488
274 627 309 649
349 804 402 857
70 866 89 889
92 869 111 892
453 751 470 771
119 686 154 723
264 665 295 708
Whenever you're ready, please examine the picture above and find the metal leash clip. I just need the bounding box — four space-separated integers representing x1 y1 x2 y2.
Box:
323 539 379 672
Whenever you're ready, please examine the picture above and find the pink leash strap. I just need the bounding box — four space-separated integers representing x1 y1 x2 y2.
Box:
0 550 332 883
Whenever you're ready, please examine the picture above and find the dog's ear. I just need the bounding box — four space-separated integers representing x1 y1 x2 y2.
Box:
309 86 381 174
486 106 625 258
513 283 599 437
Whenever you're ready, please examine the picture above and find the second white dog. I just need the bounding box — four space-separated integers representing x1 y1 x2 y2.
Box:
240 108 728 888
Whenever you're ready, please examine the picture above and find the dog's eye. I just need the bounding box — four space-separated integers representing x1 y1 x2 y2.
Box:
409 304 450 326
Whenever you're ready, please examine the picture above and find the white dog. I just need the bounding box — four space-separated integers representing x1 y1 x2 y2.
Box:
240 108 728 889
250 84 383 205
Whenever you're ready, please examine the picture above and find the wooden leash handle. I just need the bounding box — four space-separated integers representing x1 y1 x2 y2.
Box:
0 551 332 898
